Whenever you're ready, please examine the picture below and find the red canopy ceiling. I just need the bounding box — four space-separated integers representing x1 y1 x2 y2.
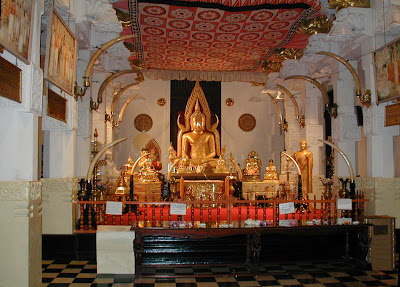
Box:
112 0 322 72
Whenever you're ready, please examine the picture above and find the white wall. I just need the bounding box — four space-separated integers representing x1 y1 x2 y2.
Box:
114 78 170 174
222 82 283 175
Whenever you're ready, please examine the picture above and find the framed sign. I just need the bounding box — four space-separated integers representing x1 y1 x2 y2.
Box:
0 56 21 102
44 5 77 96
47 89 67 122
0 0 34 63
385 103 400 127
374 37 400 104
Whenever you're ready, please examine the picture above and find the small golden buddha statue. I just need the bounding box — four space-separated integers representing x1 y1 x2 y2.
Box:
138 157 160 182
243 151 262 181
182 99 216 165
138 148 150 170
263 159 279 181
215 145 228 173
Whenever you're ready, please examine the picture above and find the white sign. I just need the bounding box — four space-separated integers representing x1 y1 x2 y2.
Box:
279 202 295 215
170 203 187 215
279 220 293 227
337 198 352 210
97 225 131 232
106 201 123 215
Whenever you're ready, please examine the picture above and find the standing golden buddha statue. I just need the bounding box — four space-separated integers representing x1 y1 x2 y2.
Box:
294 139 313 194
182 99 216 164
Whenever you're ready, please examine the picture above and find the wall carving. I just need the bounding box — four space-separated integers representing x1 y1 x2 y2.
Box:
41 178 78 202
376 4 400 35
0 181 42 201
31 65 44 115
329 8 373 43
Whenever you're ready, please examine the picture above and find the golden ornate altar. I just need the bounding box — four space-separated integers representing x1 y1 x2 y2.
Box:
242 181 280 200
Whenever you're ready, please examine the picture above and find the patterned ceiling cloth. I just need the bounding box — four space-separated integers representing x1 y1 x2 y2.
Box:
114 0 322 72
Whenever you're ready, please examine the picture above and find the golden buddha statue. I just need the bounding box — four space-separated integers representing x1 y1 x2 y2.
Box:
215 145 228 173
138 157 160 183
243 151 262 181
182 99 216 164
263 159 279 181
294 139 313 194
175 81 220 173
138 148 150 170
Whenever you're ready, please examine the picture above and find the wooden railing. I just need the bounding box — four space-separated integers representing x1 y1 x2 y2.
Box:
75 191 367 233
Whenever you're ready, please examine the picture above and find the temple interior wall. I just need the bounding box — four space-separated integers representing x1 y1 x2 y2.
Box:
2 0 400 285
110 80 284 177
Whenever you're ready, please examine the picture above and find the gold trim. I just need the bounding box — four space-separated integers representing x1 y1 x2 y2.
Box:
327 0 371 12
261 61 282 75
298 16 333 35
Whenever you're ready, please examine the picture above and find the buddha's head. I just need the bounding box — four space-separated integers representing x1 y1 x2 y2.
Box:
190 100 206 133
268 159 274 166
299 139 308 150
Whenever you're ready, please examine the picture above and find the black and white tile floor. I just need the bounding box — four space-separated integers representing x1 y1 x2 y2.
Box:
42 259 398 287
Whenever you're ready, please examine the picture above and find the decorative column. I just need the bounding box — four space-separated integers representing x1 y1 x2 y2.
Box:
41 178 78 234
0 181 42 287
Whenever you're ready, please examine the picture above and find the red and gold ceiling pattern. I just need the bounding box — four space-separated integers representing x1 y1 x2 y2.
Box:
113 1 322 72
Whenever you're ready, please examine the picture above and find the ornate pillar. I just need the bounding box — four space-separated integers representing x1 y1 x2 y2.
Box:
0 181 42 287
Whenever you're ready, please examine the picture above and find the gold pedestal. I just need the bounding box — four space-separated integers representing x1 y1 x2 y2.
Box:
183 180 225 201
134 182 162 202
242 181 280 200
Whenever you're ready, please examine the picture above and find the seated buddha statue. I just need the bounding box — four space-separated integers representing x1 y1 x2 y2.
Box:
263 159 279 181
215 145 228 173
243 151 261 181
182 100 216 165
138 157 160 182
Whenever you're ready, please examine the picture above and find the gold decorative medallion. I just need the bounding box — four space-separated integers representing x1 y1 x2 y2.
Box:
225 98 234 106
157 98 166 106
238 114 256 132
134 114 153 132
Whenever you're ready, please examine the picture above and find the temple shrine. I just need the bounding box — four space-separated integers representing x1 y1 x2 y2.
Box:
1 0 400 286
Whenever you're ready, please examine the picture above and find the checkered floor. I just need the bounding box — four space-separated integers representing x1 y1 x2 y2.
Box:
42 259 398 286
